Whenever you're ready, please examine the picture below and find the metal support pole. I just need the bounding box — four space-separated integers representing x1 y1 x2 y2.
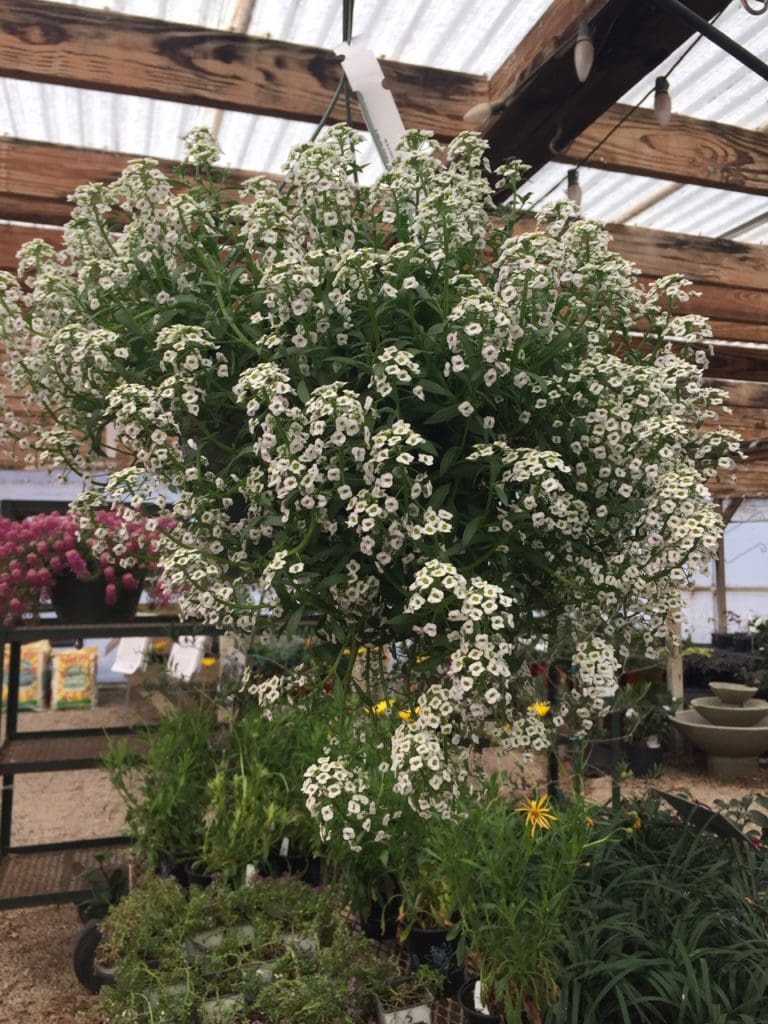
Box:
547 664 562 802
653 0 768 83
610 707 622 812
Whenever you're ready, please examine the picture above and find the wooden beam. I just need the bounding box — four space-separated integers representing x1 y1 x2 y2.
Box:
713 407 768 442
708 460 768 498
637 277 768 327
0 223 62 271
0 138 270 226
0 1 486 143
483 0 730 174
560 105 768 196
708 378 768 409
707 321 768 345
606 223 768 293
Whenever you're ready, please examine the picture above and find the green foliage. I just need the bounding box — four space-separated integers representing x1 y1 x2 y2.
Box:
546 793 768 1023
438 782 609 1022
103 708 220 869
98 874 383 1024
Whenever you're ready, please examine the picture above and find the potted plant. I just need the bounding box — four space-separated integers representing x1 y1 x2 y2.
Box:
103 707 221 876
375 965 443 1024
0 508 172 624
97 874 199 1023
442 783 607 1024
3 123 741 936
618 681 680 777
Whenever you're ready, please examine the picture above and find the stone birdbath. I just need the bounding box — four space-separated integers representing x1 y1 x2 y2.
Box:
671 682 768 780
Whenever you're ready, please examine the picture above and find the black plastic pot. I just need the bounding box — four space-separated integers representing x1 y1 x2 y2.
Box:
157 856 190 889
186 865 215 889
458 979 502 1024
407 924 463 997
360 895 401 940
732 633 754 653
627 743 664 778
582 736 623 778
50 571 143 623
711 632 734 649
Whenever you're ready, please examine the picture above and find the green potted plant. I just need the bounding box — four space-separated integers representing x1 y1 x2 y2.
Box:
97 874 199 1023
618 681 680 777
375 965 443 1024
442 783 606 1024
103 707 221 877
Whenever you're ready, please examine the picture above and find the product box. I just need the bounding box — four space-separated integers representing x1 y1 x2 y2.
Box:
51 646 99 709
1 640 51 710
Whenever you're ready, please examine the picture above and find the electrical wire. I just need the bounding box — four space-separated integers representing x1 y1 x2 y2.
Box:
741 0 768 14
527 8 726 213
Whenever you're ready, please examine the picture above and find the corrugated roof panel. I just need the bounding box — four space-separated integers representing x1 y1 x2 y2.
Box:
11 0 768 245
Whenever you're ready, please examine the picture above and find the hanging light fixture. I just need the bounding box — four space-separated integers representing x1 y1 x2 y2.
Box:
573 21 594 82
566 169 582 206
654 76 672 126
463 98 507 124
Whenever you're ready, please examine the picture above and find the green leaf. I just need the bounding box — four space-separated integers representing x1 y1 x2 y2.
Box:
424 405 459 425
439 446 459 475
419 379 453 398
461 514 484 548
430 483 450 509
284 607 304 637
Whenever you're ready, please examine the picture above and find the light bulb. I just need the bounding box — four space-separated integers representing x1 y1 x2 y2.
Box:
463 101 494 124
654 76 672 127
566 169 582 206
573 21 594 83
463 98 506 124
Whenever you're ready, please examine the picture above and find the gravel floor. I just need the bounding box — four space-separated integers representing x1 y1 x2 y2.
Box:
0 686 157 1024
1 697 766 1024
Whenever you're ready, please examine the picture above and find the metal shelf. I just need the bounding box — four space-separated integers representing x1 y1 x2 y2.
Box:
0 839 129 909
0 727 148 773
0 616 219 905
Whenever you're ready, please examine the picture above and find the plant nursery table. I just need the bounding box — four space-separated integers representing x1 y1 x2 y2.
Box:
0 615 219 909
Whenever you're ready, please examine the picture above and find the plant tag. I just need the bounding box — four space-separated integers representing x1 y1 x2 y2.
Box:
245 863 257 885
334 38 405 167
279 836 290 857
474 980 491 1014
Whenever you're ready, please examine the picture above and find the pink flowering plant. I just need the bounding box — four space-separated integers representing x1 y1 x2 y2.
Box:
0 508 172 624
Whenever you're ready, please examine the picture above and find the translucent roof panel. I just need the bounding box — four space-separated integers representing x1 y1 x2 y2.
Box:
11 0 768 242
39 0 553 75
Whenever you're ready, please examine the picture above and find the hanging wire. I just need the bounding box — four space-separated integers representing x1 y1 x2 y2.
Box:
527 8 727 213
342 0 358 183
306 0 355 146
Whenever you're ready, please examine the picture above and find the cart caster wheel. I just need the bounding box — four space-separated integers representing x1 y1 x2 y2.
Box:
73 919 116 993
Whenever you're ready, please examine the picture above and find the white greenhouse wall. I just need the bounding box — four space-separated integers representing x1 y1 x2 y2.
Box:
682 500 768 643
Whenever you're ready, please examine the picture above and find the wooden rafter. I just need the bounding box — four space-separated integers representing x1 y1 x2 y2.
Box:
0 0 486 142
560 105 768 196
1 199 767 364
482 0 731 175
0 138 269 226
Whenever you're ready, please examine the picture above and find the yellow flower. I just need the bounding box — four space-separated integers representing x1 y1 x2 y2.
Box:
397 706 420 721
527 700 551 717
633 814 642 830
371 699 395 715
514 794 558 837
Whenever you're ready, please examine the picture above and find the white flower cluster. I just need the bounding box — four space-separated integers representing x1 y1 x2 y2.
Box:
0 121 741 750
302 753 395 852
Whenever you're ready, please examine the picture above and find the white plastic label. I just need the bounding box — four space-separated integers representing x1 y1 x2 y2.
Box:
279 836 290 857
334 38 406 167
245 863 257 885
